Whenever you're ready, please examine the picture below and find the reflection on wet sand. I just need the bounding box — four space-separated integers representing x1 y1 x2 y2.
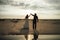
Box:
0 35 60 40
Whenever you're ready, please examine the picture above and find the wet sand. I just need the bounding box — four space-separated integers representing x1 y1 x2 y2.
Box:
0 35 60 40
0 19 60 35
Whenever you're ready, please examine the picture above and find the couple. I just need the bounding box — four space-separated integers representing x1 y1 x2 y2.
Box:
24 13 38 30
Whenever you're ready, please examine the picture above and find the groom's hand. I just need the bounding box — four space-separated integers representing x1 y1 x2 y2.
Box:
30 13 34 16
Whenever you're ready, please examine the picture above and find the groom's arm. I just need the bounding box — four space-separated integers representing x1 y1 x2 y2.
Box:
30 14 34 16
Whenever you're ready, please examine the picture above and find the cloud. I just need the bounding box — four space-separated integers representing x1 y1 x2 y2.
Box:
0 0 8 5
0 0 60 10
23 0 60 10
0 0 6 5
44 0 60 4
0 0 60 15
0 0 51 10
53 6 60 10
42 0 60 10
0 0 14 5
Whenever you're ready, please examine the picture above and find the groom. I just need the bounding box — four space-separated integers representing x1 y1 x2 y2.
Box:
31 13 38 30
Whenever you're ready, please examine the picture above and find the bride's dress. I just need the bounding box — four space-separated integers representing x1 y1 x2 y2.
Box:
20 19 29 34
23 19 29 29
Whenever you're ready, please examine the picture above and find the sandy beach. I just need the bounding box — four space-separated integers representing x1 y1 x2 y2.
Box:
0 19 60 35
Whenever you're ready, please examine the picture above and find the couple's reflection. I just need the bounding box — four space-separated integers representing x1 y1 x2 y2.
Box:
32 30 39 40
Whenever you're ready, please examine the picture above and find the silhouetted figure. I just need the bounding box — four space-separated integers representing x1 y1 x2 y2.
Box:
24 14 30 29
24 14 30 40
32 30 39 40
31 13 38 30
25 14 29 19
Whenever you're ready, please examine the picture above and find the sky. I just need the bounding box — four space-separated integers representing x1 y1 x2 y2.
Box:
0 0 60 19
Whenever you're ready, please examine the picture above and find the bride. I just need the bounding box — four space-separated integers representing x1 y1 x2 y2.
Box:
24 14 30 40
24 14 30 29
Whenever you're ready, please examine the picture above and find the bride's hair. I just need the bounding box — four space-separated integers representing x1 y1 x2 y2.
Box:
25 14 28 19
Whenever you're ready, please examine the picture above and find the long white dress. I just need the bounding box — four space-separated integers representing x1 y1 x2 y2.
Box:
23 19 29 29
20 18 29 35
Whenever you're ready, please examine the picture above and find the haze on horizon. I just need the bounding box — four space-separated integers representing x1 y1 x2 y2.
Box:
0 0 60 19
